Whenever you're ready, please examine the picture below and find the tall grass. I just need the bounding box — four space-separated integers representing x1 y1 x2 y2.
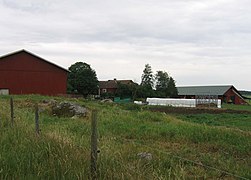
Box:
0 95 250 179
0 98 90 179
0 127 90 179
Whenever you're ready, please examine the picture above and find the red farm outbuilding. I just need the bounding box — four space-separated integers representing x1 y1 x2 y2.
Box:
177 85 247 105
0 50 68 96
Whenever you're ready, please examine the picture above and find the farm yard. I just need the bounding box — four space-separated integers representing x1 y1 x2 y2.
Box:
0 95 250 179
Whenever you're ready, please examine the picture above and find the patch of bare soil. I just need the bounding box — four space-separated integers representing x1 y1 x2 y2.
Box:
148 106 251 115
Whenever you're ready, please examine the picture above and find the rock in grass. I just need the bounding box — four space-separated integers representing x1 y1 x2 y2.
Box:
52 101 88 117
101 99 113 103
137 152 153 160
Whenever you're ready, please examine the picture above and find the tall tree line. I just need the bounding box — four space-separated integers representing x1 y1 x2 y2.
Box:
139 64 178 98
116 64 178 99
67 61 177 99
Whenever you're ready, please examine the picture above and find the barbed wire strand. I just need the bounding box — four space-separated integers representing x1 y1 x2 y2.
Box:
121 138 249 180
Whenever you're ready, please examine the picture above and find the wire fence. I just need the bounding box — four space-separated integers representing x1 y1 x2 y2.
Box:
117 138 249 180
0 97 249 179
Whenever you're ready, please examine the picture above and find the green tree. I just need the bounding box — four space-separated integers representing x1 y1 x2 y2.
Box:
140 64 154 89
137 85 155 98
139 64 155 98
155 71 169 96
155 71 178 97
67 62 98 97
116 82 138 99
167 77 178 97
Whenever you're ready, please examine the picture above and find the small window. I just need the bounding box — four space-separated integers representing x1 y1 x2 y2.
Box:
102 89 107 93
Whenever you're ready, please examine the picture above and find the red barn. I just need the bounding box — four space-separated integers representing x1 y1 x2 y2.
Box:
0 50 68 96
177 85 247 105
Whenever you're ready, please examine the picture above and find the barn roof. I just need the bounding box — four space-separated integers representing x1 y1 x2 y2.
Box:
177 85 233 96
99 80 118 89
99 79 134 89
0 49 69 72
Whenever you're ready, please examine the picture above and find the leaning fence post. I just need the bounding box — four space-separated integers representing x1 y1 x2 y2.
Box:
35 103 40 135
10 97 14 126
90 110 98 179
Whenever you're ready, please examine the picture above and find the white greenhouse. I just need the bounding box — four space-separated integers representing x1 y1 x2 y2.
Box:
146 98 221 108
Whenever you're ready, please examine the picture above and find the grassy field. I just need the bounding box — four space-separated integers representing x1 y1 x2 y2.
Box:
0 95 250 179
175 102 251 132
223 103 251 112
176 113 251 131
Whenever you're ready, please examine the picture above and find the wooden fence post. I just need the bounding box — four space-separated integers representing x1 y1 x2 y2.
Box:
90 110 98 179
10 97 14 126
35 103 40 135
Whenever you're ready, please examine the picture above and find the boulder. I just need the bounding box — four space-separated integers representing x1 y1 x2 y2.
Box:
41 99 57 106
101 99 113 103
137 152 153 160
52 101 87 117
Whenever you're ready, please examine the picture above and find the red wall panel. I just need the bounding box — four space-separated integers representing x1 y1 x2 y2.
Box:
224 88 246 105
0 51 67 95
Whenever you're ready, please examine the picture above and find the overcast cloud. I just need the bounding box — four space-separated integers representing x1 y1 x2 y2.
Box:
0 0 251 90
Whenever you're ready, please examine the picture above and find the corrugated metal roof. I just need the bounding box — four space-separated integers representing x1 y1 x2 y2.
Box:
177 85 233 95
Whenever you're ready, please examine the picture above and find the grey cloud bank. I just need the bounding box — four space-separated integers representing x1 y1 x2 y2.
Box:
0 0 251 90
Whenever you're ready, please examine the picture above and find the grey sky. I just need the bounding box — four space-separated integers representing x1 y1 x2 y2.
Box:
1 0 251 90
